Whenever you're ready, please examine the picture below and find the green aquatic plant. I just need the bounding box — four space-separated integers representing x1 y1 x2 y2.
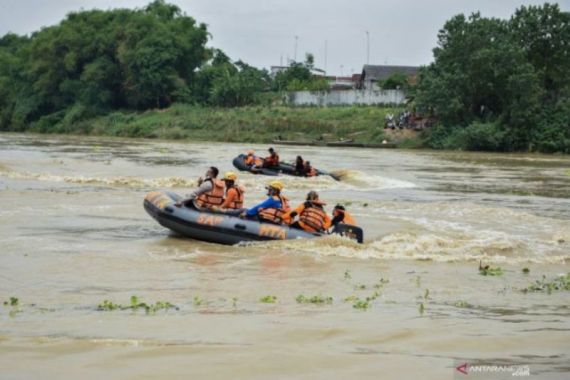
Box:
130 295 140 310
373 278 389 289
479 262 504 276
424 289 430 300
418 302 425 315
522 268 530 274
232 297 238 308
354 284 366 290
98 300 121 311
454 300 472 308
98 297 177 313
295 295 333 305
349 289 381 310
145 301 176 314
4 297 21 317
415 276 421 288
522 273 570 294
259 295 277 303
193 296 205 306
352 299 370 310
365 291 381 302
344 270 352 280
3 297 19 306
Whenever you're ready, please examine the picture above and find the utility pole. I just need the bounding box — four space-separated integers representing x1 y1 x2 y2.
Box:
294 35 298 62
324 40 328 75
366 30 370 65
340 64 344 77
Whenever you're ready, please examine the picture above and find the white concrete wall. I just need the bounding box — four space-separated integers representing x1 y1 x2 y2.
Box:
287 89 406 106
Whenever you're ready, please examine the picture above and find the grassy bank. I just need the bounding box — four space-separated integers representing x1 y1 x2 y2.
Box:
27 104 412 145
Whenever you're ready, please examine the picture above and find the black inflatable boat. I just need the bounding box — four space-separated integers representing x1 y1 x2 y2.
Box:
144 191 363 245
232 154 339 180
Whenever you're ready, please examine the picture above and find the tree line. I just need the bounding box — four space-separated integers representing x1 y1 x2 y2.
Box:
0 0 322 132
415 3 570 153
0 1 568 153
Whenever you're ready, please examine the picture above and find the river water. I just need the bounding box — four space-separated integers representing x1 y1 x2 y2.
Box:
0 133 569 379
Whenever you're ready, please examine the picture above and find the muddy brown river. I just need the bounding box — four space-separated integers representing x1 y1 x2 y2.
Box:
0 133 569 379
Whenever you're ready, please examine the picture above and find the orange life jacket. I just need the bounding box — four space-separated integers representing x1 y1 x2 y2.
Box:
259 195 290 224
299 202 328 232
195 178 225 208
305 166 317 177
333 209 357 225
225 185 245 209
265 154 280 167
245 155 264 167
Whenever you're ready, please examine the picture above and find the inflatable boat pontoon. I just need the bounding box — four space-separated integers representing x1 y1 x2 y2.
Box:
144 191 362 245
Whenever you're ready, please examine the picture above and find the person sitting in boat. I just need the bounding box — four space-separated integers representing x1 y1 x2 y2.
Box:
263 147 280 168
211 172 246 215
303 161 317 177
175 166 224 209
331 204 357 226
294 156 305 175
245 150 264 168
240 180 290 224
284 191 331 233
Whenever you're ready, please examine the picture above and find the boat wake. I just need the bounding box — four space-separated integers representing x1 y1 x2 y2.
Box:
254 232 569 264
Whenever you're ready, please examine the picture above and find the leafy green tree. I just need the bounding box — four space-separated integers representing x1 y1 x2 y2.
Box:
416 4 569 152
272 53 328 92
381 73 408 90
509 3 570 101
0 1 209 131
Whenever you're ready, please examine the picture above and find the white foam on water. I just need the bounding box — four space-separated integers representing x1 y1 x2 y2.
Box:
0 167 416 192
0 169 195 188
331 169 417 191
255 230 569 264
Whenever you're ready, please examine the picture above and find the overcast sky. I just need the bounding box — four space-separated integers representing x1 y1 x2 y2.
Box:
1 0 567 75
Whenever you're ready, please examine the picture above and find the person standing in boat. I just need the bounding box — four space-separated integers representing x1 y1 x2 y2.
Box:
240 181 290 224
263 147 280 168
175 166 224 209
284 191 331 233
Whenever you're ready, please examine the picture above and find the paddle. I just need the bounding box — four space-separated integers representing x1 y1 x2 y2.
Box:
280 161 341 181
331 223 364 243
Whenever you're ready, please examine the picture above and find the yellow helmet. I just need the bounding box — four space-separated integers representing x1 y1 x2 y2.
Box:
223 171 237 181
267 180 284 191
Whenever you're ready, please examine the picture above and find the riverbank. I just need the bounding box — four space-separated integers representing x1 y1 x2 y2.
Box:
23 104 417 146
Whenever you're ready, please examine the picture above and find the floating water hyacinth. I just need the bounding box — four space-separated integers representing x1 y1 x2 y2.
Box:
295 295 333 305
259 295 277 303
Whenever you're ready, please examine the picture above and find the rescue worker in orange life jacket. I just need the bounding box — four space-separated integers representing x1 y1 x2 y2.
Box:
331 204 357 226
175 166 224 209
304 161 318 177
211 172 246 215
240 181 290 224
263 147 280 168
245 150 264 168
284 191 331 233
